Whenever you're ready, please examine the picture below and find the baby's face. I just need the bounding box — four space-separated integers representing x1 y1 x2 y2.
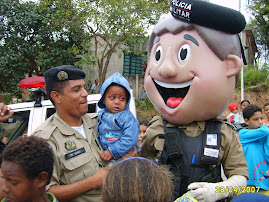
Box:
232 109 238 114
103 85 127 113
241 101 249 110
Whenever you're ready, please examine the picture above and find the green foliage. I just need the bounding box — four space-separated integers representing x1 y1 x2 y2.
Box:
74 0 169 84
248 0 269 58
237 65 269 89
0 0 86 96
135 98 156 111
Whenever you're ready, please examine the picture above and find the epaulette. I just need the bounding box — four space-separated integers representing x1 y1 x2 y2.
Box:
148 115 162 126
87 113 98 119
223 120 237 131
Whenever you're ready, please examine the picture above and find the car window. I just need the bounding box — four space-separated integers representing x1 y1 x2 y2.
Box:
0 111 30 144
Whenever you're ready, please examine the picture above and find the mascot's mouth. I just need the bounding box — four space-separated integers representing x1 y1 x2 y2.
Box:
153 79 192 108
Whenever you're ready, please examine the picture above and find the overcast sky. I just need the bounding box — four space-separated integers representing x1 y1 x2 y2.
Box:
210 0 251 22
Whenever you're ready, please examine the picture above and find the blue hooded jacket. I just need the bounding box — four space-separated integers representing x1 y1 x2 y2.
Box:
239 125 269 190
97 72 139 159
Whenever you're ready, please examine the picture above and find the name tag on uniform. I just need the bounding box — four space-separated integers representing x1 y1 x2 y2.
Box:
65 147 85 160
204 147 219 158
206 134 217 146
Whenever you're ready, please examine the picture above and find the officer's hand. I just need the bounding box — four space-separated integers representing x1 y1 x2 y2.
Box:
91 166 112 188
0 103 14 122
100 150 113 162
119 146 137 161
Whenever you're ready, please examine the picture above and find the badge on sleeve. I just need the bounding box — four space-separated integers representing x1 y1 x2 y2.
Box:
206 134 217 146
65 140 77 151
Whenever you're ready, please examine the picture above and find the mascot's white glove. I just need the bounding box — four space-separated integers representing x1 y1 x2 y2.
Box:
183 175 247 202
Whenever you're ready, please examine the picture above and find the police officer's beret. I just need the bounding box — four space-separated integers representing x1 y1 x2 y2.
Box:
44 65 85 85
170 0 246 34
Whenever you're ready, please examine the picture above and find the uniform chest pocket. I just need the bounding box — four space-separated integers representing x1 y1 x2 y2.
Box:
62 151 97 184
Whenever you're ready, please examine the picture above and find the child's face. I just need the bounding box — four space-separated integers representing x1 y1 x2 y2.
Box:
232 109 238 114
144 30 241 125
1 161 39 201
103 85 128 113
245 111 263 129
138 124 148 145
264 105 269 119
241 101 249 110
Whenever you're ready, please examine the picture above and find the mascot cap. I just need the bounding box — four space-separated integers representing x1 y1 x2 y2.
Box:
170 0 246 34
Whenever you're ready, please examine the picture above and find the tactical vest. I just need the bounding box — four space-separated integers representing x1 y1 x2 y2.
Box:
160 119 222 201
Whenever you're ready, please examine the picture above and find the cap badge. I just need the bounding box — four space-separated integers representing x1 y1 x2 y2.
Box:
65 140 77 151
57 71 68 81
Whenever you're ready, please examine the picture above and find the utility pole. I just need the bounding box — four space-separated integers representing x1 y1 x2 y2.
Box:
239 0 245 101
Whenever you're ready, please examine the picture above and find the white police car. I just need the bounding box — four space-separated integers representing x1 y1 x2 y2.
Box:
0 77 136 145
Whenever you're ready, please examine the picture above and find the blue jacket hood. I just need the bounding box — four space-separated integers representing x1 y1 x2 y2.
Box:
98 72 131 109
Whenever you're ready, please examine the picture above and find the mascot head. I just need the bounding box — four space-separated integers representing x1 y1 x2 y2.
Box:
144 0 246 125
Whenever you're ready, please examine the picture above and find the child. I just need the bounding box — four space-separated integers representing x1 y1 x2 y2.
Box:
227 103 240 124
138 120 149 145
263 103 269 125
102 157 173 202
239 104 269 194
1 136 58 202
97 72 140 162
239 100 250 123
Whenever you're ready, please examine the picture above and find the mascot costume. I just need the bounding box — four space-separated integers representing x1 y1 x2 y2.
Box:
140 0 249 201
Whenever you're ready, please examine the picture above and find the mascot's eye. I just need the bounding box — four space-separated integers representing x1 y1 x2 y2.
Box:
155 46 162 62
178 44 191 65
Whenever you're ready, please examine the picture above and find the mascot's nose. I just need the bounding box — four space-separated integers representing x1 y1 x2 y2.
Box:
158 47 177 78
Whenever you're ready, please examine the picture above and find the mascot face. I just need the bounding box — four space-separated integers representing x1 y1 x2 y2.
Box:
144 29 242 125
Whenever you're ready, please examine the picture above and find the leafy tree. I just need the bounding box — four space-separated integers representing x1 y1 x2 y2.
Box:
0 0 85 96
74 0 169 84
248 0 269 59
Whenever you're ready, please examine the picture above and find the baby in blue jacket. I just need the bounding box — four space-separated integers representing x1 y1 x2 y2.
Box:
97 72 140 162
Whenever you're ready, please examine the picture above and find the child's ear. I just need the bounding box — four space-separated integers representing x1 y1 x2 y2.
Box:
36 172 49 189
244 118 249 125
225 54 242 78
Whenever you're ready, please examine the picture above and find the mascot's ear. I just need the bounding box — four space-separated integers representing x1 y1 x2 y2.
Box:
226 54 242 78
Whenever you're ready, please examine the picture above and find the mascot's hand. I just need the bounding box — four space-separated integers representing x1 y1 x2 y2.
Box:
184 175 247 202
184 182 226 202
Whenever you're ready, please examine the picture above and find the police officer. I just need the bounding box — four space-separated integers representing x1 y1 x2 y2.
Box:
32 65 108 202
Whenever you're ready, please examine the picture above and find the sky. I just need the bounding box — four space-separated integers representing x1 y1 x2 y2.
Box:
210 0 252 22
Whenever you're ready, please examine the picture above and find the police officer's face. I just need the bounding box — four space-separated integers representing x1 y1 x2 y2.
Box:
59 79 88 117
1 161 41 202
144 30 241 125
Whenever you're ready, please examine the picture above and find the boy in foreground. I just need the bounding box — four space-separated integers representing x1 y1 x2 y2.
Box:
97 72 140 162
1 136 58 202
239 104 269 195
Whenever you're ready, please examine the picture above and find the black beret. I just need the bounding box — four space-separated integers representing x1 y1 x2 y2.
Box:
44 65 85 85
170 0 246 34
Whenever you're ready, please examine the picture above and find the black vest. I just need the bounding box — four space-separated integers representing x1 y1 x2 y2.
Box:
160 119 222 201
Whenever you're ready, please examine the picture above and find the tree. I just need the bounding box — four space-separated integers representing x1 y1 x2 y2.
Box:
248 0 269 59
0 0 85 96
74 0 168 84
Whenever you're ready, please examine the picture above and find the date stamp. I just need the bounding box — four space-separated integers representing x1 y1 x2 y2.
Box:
215 186 260 194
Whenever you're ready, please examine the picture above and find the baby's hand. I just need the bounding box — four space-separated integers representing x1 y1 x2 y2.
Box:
100 150 113 162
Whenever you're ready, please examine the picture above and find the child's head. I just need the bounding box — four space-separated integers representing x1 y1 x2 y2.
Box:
103 83 129 113
102 157 173 202
263 103 269 119
138 120 149 145
1 136 54 201
98 72 131 112
240 100 250 111
229 103 239 114
243 104 263 129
